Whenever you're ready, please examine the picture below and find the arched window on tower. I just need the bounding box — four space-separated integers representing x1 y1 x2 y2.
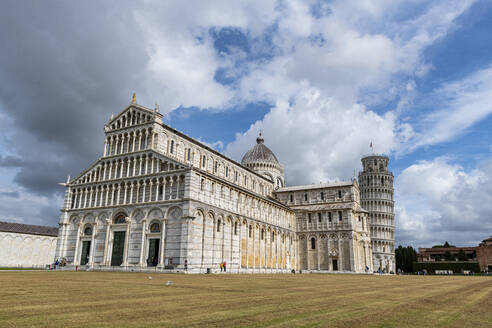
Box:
217 219 221 232
311 237 316 250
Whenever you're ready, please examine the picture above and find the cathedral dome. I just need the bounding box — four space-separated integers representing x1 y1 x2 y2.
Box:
241 133 279 165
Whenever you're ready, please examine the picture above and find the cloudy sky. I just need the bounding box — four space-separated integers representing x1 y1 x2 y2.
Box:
1 0 491 248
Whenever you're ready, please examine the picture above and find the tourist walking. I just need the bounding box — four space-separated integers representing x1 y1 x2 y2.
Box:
220 262 223 272
223 261 226 272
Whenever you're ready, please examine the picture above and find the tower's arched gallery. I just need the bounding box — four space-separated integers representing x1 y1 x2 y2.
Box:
55 99 395 273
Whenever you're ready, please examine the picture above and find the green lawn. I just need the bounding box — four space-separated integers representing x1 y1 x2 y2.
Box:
0 272 491 327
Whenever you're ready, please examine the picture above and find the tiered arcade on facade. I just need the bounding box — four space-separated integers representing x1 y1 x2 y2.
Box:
55 98 392 273
358 155 395 272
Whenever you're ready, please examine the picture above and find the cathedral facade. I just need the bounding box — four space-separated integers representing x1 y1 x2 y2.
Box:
55 99 395 273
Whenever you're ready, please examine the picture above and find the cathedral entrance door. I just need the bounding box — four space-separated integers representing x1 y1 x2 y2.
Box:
80 241 91 265
332 259 338 271
147 239 160 267
111 231 125 266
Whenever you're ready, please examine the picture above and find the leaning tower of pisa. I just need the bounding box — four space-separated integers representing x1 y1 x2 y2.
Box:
358 155 395 273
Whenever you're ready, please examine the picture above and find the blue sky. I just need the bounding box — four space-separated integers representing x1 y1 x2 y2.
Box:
1 0 492 248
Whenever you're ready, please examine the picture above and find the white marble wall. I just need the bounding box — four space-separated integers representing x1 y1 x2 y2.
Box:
0 231 57 268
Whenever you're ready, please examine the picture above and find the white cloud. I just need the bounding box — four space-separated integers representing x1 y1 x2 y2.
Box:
226 0 475 184
409 65 492 150
395 156 492 247
132 0 279 112
225 87 397 185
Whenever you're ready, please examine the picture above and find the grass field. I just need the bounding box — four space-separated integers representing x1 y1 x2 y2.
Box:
0 272 491 328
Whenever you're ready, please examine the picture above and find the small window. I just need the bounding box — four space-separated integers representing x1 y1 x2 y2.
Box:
338 190 342 198
338 211 342 221
150 222 160 233
187 148 191 161
159 186 163 196
214 161 218 173
170 140 174 154
200 178 205 191
381 177 384 185
328 212 332 222
249 225 252 238
320 192 324 200
225 167 229 177
202 156 206 168
84 226 93 236
304 193 308 201
272 232 275 242
211 183 215 194
235 171 238 182
318 213 322 222
311 237 316 250
358 216 361 222
217 219 221 232
290 195 293 202
308 213 312 223
234 222 238 235
261 229 264 240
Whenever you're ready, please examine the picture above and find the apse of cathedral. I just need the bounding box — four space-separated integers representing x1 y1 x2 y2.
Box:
55 96 395 273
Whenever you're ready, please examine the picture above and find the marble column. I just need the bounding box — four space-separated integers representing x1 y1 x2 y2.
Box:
158 220 166 267
88 223 97 267
122 217 131 266
139 220 147 267
102 219 111 265
73 223 82 265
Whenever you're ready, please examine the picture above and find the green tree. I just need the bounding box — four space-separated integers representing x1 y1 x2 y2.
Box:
456 249 468 261
444 250 455 261
395 245 418 272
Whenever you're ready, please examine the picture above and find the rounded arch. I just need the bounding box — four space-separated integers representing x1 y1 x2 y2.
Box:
113 211 128 224
70 215 80 224
167 206 183 220
83 213 95 224
147 207 164 220
194 208 205 219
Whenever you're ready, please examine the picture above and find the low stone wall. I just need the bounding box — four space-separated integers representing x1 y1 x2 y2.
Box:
0 231 57 268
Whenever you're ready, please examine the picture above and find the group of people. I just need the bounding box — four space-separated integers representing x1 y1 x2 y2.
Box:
220 261 227 272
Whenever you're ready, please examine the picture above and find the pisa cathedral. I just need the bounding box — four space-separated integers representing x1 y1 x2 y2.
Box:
55 97 395 273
